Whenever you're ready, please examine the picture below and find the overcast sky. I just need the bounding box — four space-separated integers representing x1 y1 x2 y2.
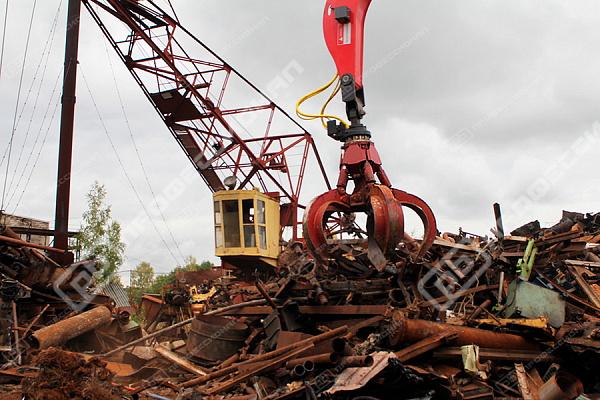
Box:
1 0 599 280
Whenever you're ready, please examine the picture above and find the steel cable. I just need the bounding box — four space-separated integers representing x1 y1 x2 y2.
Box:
80 64 183 266
102 39 186 263
5 0 63 208
1 0 37 211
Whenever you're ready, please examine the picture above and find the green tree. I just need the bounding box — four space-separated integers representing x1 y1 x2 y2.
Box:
149 272 176 295
180 256 213 272
145 257 214 295
77 182 125 283
129 261 155 305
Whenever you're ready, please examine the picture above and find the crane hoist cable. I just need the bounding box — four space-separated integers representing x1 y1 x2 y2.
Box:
296 73 350 129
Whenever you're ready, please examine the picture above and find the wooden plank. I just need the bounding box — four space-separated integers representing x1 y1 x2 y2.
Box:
565 259 600 269
155 346 209 376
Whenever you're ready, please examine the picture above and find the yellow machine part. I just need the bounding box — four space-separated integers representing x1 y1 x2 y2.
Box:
474 317 549 328
190 286 217 303
213 190 281 267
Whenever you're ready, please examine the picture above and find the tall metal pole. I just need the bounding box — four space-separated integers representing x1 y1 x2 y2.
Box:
53 0 81 255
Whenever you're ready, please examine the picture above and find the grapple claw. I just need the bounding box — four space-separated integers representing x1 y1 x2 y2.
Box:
392 189 438 260
302 136 437 267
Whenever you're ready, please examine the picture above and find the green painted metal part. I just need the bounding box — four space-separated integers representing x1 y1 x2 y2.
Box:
516 239 537 281
503 280 565 328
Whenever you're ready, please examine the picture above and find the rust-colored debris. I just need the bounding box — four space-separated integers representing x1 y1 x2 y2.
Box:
1 210 600 399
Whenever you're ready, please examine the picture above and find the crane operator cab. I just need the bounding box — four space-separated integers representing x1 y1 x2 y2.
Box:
213 190 281 269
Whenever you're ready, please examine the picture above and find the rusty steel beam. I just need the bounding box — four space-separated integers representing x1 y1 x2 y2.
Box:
54 0 82 255
395 332 458 362
206 344 314 395
182 325 348 388
220 305 389 316
0 235 66 254
433 347 559 362
30 306 112 349
568 265 600 308
390 312 539 351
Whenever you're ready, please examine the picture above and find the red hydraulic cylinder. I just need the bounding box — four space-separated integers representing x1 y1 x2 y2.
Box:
323 0 372 89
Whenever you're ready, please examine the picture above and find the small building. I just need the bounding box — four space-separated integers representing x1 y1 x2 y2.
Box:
1 213 50 246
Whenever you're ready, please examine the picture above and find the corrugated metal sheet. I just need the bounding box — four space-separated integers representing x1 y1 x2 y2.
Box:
94 282 131 310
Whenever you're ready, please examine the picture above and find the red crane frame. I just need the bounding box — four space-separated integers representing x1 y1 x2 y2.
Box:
81 0 331 240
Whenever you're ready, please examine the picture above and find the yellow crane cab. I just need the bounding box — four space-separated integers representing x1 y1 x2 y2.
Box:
213 190 281 269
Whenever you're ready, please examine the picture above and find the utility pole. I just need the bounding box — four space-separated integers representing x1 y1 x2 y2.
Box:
53 0 81 261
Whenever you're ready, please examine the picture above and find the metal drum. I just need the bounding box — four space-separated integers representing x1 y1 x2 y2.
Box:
186 315 249 362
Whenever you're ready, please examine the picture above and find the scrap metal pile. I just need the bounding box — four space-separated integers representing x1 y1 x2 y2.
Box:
3 210 599 399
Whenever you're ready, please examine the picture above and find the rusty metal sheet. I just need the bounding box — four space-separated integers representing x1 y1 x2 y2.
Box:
325 352 396 394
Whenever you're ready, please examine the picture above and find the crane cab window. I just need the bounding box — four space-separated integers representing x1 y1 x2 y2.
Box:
257 200 267 249
242 199 256 247
214 201 223 248
222 200 241 247
213 190 280 264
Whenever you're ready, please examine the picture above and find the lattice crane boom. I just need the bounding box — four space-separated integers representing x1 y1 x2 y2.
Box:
82 0 331 240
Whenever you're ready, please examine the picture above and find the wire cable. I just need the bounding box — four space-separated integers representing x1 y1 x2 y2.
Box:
11 69 63 214
5 0 63 208
0 0 10 169
80 64 183 267
102 39 186 263
0 0 8 83
1 0 37 212
296 73 349 129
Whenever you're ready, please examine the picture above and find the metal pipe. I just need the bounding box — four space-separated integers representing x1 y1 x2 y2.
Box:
538 371 583 400
303 360 315 373
339 355 374 368
0 235 66 254
286 352 340 368
54 0 82 254
291 364 306 378
389 312 539 351
466 299 492 321
332 338 354 355
493 203 504 240
206 344 314 395
11 301 21 365
30 306 112 349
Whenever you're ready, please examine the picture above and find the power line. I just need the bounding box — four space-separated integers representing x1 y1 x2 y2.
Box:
102 40 186 263
11 69 63 214
1 0 37 211
0 0 10 169
0 0 8 82
79 64 183 267
5 0 63 208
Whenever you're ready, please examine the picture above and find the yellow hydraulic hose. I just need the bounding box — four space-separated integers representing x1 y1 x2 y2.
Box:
296 73 350 129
